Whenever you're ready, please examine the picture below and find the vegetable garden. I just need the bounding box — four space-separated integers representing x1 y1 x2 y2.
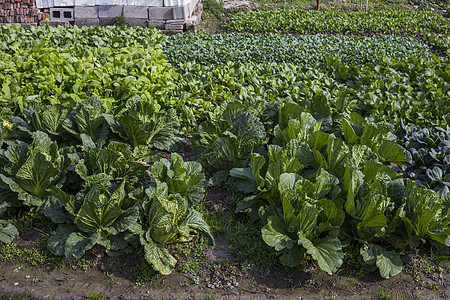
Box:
0 5 449 299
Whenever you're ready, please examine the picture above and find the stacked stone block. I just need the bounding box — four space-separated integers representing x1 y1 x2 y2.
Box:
0 0 202 31
0 0 49 24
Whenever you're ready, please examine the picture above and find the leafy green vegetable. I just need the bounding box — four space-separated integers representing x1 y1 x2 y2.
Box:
399 122 450 196
139 181 214 274
192 100 267 171
107 97 182 151
152 153 207 206
225 9 450 35
166 33 432 66
47 179 139 261
398 180 450 248
0 221 19 244
0 131 65 207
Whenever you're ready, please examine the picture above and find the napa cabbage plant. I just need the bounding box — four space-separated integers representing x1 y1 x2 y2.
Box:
106 96 182 151
46 177 140 261
151 153 207 206
0 202 18 244
231 110 418 278
192 100 267 171
139 180 214 275
0 131 66 207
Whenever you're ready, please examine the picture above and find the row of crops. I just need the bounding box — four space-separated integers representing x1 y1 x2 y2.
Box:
0 11 449 280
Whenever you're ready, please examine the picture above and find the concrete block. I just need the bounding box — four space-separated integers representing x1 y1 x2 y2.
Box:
165 22 183 30
74 18 100 27
164 0 190 6
148 7 172 20
40 20 70 26
185 14 196 26
115 0 136 4
74 6 97 18
96 0 115 4
135 0 163 6
98 17 116 25
75 0 94 5
50 7 74 21
36 0 54 8
147 19 165 28
54 0 74 6
98 5 123 18
123 6 147 18
161 29 183 34
126 18 148 27
172 5 188 20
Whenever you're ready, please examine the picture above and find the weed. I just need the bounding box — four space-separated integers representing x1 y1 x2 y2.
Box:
174 240 207 278
0 242 47 266
83 290 107 300
203 0 226 20
227 217 278 270
204 293 219 300
0 289 34 300
202 203 233 235
373 289 393 300
131 253 160 286
113 16 130 27
426 281 441 291
323 293 338 300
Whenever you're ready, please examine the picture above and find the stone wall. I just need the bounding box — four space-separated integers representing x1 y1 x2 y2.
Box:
0 0 201 30
0 0 49 24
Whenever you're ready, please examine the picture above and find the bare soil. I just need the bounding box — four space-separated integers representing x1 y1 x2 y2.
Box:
0 184 449 299
1 237 449 299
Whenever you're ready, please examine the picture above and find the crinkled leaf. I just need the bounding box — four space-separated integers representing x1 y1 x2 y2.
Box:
178 209 215 245
140 232 177 275
147 193 188 244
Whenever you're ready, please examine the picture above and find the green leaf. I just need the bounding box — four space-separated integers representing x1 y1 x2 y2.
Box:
152 153 207 206
230 167 257 193
378 140 411 165
342 118 359 145
147 193 188 244
106 203 140 235
360 243 402 279
279 245 304 268
75 183 125 235
0 222 18 243
140 232 177 275
178 209 215 245
298 234 344 275
64 232 99 261
47 224 77 257
261 214 294 251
